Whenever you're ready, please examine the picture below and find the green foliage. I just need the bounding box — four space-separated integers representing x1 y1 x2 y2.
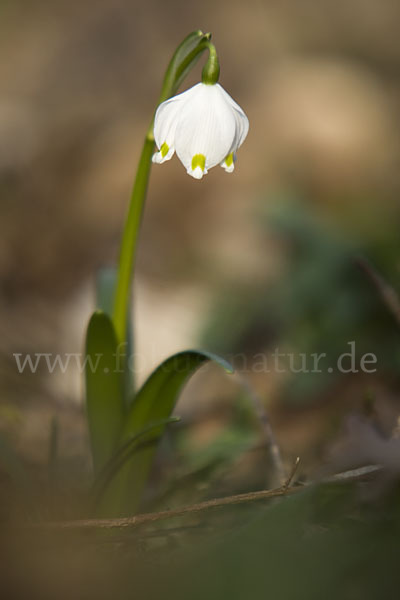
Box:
85 342 233 515
92 417 180 504
123 351 232 437
85 311 124 474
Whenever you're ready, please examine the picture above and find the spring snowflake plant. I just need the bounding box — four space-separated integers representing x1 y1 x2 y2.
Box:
85 31 248 517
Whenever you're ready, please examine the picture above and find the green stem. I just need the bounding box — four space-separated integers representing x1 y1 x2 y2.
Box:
201 42 220 85
112 33 217 352
112 134 154 345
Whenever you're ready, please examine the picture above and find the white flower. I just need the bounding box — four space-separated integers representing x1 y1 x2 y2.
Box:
152 83 249 179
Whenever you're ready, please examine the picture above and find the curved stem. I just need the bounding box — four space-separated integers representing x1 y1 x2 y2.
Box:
112 36 218 350
201 41 220 84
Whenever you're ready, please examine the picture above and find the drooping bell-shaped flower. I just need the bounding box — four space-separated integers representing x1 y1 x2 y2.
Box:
152 82 249 179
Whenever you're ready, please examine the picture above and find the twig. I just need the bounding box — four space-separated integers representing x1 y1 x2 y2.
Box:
283 457 300 490
31 487 299 531
27 464 382 532
356 257 400 327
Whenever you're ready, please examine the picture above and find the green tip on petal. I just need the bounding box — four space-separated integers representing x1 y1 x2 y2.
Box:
191 154 206 172
225 153 234 167
160 142 170 158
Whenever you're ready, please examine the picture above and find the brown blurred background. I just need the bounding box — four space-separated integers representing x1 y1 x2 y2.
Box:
1 0 400 492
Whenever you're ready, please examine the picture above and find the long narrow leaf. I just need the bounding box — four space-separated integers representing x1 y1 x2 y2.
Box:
123 350 233 438
96 267 134 405
106 350 233 515
92 417 180 504
85 310 124 474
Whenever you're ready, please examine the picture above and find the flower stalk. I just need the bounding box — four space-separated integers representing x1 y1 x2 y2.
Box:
112 137 154 346
112 31 213 348
201 41 220 85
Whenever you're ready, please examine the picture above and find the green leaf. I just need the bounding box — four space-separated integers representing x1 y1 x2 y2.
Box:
96 266 134 406
107 350 233 516
92 417 180 505
85 310 124 474
123 350 233 438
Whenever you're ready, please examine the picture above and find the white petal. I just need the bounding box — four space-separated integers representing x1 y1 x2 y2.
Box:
153 85 200 162
152 145 174 164
174 83 237 172
216 84 249 151
187 165 207 179
153 99 179 157
220 152 236 173
152 82 249 179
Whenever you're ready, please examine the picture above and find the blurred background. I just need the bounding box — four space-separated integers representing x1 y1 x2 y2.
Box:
1 0 400 511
